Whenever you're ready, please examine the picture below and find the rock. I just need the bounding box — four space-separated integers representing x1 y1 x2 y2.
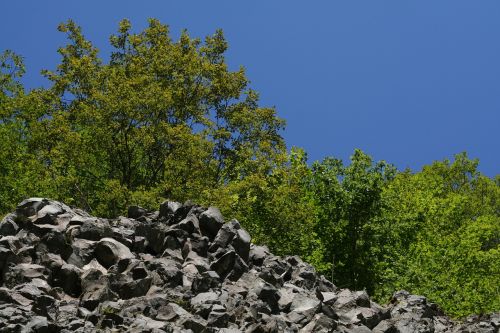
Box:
208 307 230 328
180 316 208 332
199 207 224 240
300 313 336 332
258 284 281 314
94 237 134 268
82 258 107 274
155 302 189 321
66 239 96 267
41 231 73 260
0 198 495 332
191 291 219 307
192 270 220 293
159 201 181 220
0 214 19 236
51 263 82 297
3 263 48 288
127 205 147 219
135 222 169 255
79 269 116 310
210 250 236 280
177 214 201 235
75 219 113 241
32 201 72 226
16 198 49 219
249 244 269 267
146 258 183 288
231 228 251 262
288 293 321 324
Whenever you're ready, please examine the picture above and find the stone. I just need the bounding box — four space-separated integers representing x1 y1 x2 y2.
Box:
300 313 336 332
76 219 113 241
159 200 182 220
177 214 201 235
156 302 189 321
79 269 117 310
0 214 19 236
66 238 96 268
51 263 82 297
127 205 147 219
3 263 48 288
192 270 220 293
94 237 134 268
210 250 236 280
199 207 224 240
41 231 73 260
258 284 281 314
231 228 251 262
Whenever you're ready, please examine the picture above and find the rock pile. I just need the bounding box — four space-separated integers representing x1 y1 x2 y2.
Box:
0 198 498 332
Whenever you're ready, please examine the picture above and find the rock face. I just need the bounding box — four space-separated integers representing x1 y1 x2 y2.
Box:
0 198 497 332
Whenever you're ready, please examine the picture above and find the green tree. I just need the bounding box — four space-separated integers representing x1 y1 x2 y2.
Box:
1 19 285 217
378 153 500 317
310 149 396 292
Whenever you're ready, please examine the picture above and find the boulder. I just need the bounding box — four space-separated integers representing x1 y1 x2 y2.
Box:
199 207 224 240
94 238 134 268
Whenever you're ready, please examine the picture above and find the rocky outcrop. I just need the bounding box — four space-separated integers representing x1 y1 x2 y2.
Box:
0 197 497 332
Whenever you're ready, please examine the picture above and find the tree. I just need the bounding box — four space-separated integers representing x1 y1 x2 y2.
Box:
310 149 396 292
378 153 500 317
2 19 285 216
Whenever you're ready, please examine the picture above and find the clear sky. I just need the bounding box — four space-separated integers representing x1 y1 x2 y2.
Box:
1 1 498 176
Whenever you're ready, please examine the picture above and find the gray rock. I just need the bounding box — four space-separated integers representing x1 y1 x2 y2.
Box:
0 214 19 236
210 250 236 280
75 219 113 241
177 214 201 235
199 207 224 240
3 263 48 288
231 228 251 263
94 237 134 268
156 302 189 321
159 200 182 220
127 205 147 219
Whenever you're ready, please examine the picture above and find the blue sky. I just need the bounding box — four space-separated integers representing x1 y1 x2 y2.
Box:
1 1 498 176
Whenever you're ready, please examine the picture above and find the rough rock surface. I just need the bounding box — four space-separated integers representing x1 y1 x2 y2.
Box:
0 197 497 332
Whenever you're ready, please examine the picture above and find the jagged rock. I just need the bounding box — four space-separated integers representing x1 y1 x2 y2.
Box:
0 214 18 236
257 284 281 314
127 205 147 219
51 263 82 297
177 214 201 235
232 227 251 262
192 270 220 293
3 263 48 288
210 250 236 280
94 237 134 268
159 200 181 220
249 244 268 267
0 197 495 332
79 269 116 310
155 302 189 321
199 206 224 240
300 313 336 332
66 238 96 268
74 219 113 241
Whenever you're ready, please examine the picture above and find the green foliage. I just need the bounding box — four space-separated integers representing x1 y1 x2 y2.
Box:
376 153 499 317
0 19 284 217
310 149 397 292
